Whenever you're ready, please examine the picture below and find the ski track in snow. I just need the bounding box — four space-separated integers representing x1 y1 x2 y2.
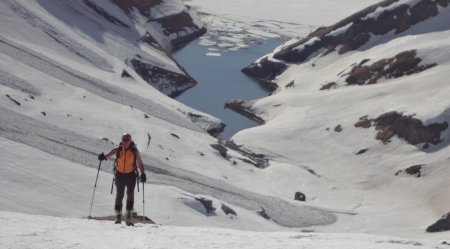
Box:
0 107 336 228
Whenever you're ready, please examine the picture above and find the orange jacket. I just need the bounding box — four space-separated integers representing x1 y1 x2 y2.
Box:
115 147 136 174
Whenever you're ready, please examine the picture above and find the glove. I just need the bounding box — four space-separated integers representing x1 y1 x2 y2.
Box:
139 173 147 183
98 153 107 161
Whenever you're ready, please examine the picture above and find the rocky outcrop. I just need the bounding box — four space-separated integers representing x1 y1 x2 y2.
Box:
185 112 225 137
195 197 216 214
395 164 425 177
243 0 449 81
83 0 205 97
111 0 206 51
225 140 270 168
273 0 449 63
426 212 450 232
241 56 288 81
344 50 436 85
221 203 237 217
224 99 265 124
354 112 448 148
126 55 196 97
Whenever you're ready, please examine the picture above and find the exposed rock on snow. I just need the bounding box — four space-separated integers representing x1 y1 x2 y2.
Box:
243 0 449 81
89 214 156 224
427 212 450 232
355 112 448 147
183 111 225 137
274 0 449 63
111 0 206 51
221 203 237 217
126 55 197 97
395 164 425 177
241 56 287 82
344 50 436 85
225 140 269 168
373 112 448 146
195 197 217 214
224 99 265 124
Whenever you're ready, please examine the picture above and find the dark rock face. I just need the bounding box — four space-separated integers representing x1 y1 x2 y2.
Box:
344 50 436 85
121 70 133 79
241 56 288 81
195 197 216 214
224 99 265 124
426 212 450 232
395 164 424 177
126 55 196 97
243 0 448 82
111 0 162 15
273 0 449 63
111 0 206 51
83 0 130 27
210 143 228 158
355 112 448 147
154 11 207 51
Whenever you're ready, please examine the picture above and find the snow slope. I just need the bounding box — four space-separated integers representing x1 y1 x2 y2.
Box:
1 211 447 249
0 0 337 233
2 0 450 245
233 0 450 238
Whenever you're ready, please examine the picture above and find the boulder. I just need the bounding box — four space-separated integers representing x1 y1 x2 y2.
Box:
426 212 450 232
195 197 216 214
294 192 306 201
395 164 424 177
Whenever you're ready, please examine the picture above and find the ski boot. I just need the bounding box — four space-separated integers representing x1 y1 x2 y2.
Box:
125 210 134 226
114 210 122 224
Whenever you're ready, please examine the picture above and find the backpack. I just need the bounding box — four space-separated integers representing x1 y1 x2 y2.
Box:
114 142 138 174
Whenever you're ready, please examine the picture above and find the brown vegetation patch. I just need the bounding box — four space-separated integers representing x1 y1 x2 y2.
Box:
345 50 437 85
356 112 448 147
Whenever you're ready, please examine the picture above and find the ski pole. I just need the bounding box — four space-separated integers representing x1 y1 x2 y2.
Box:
136 174 140 192
142 181 145 223
110 176 115 194
88 160 102 219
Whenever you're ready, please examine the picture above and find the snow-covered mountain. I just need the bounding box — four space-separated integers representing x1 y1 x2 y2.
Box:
234 0 450 236
1 0 450 247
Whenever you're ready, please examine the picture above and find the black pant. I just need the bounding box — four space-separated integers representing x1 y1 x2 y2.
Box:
114 172 137 212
